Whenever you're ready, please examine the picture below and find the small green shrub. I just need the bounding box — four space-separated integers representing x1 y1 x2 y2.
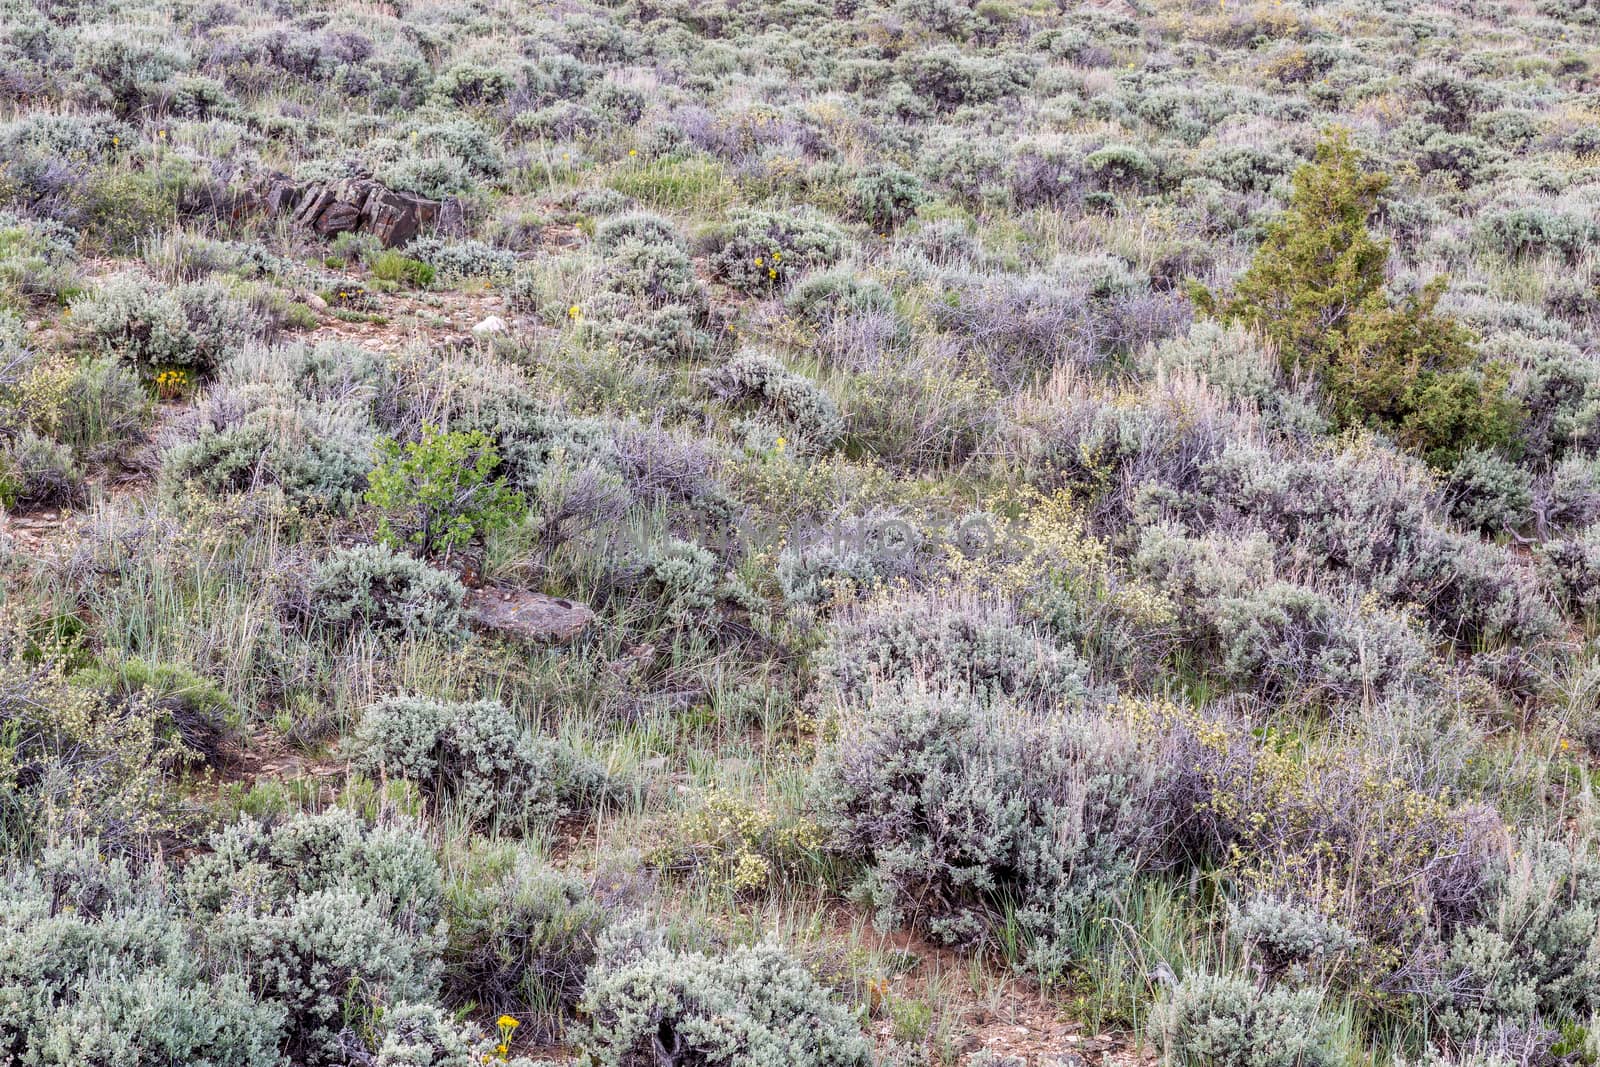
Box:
443 851 607 1040
365 426 527 561
368 250 437 288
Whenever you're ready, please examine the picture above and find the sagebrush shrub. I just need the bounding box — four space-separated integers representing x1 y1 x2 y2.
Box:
405 237 517 280
163 398 374 512
577 936 872 1067
0 844 286 1067
74 273 265 374
817 685 1175 973
1152 970 1339 1067
1 429 85 509
705 208 848 294
1446 448 1533 534
182 811 446 1066
817 587 1091 710
579 229 712 361
347 696 600 827
1228 894 1362 979
701 350 842 447
1440 832 1600 1043
308 543 466 640
1539 526 1600 615
849 165 925 230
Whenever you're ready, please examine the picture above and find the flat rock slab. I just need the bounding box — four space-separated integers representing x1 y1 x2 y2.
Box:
464 587 594 643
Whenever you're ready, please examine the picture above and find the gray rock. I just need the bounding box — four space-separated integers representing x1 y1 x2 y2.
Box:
464 587 594 643
258 174 443 248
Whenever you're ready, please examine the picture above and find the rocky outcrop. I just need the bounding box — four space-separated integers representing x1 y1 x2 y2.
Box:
256 176 442 247
463 587 595 643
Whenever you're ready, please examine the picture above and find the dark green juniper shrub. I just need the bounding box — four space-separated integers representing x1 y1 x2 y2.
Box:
1197 131 1517 465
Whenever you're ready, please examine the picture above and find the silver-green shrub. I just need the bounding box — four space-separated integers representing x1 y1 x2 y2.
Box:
705 208 848 294
701 350 842 448
74 272 265 373
443 852 607 1040
0 843 286 1067
1 429 84 509
1152 970 1339 1067
1440 832 1600 1045
183 811 445 1065
817 685 1175 973
576 936 872 1067
818 588 1091 711
347 696 600 827
308 543 466 640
